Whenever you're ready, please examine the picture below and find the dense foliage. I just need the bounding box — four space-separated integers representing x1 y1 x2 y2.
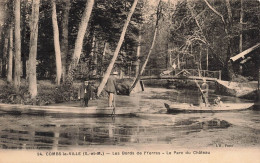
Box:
0 0 259 104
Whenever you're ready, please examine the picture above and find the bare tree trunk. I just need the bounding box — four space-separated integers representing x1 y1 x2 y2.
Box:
239 0 243 53
0 60 2 75
0 1 8 49
258 65 260 102
21 0 29 79
166 42 170 68
90 32 95 57
257 55 260 102
135 30 141 77
166 0 172 69
97 0 139 96
94 39 98 75
65 0 94 86
225 0 235 80
100 42 107 75
7 25 13 83
52 0 62 85
206 47 208 70
177 53 180 68
90 32 97 76
199 45 202 70
14 0 21 90
2 37 8 78
129 0 162 94
168 45 172 68
61 0 70 82
28 0 40 98
225 0 232 24
102 42 107 57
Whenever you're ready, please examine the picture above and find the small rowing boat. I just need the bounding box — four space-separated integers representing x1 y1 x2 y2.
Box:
0 103 147 116
164 102 254 113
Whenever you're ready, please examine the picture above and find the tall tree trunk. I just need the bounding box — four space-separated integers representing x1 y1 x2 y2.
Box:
90 32 97 76
22 0 28 79
258 65 260 102
0 0 8 49
225 0 233 59
199 45 202 70
2 37 8 78
61 0 70 82
65 0 94 86
28 0 40 99
14 0 21 90
94 39 98 76
7 25 13 83
100 42 107 75
257 55 260 102
168 45 172 68
52 0 62 85
225 0 234 80
166 42 171 68
177 53 180 68
166 0 172 69
135 30 141 78
239 0 243 53
206 47 209 70
97 0 139 96
129 0 162 94
90 32 95 57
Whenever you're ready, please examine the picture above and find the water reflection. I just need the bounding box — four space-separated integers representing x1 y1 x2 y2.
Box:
0 87 259 150
0 111 259 149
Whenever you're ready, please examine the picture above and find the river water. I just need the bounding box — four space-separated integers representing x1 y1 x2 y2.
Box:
0 85 259 150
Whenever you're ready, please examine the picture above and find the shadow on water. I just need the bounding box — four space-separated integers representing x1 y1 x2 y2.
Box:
174 118 231 129
171 117 232 135
0 87 259 149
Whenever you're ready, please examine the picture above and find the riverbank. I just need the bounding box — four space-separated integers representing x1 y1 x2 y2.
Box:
0 78 258 112
215 80 257 99
0 87 167 116
0 78 135 106
0 79 81 105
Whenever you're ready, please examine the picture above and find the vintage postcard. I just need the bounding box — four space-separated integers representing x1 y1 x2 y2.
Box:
0 0 259 162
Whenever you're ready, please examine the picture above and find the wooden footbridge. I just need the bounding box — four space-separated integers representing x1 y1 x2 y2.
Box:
140 68 222 81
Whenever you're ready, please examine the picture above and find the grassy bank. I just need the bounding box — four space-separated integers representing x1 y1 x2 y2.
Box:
0 78 134 106
0 79 81 105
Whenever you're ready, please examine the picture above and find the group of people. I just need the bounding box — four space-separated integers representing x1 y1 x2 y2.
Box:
78 71 118 107
199 78 222 107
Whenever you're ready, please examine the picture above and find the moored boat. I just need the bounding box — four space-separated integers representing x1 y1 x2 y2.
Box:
0 103 147 116
164 102 254 113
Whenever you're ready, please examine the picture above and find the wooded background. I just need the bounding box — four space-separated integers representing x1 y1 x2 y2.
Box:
0 0 259 98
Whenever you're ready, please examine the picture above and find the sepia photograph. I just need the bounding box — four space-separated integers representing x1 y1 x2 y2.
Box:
0 0 259 162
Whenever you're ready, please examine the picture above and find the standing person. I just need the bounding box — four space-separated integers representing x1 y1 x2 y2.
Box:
105 71 118 107
84 81 94 107
199 78 209 106
78 80 93 107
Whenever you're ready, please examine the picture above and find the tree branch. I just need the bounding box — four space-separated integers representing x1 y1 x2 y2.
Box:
187 0 202 32
202 0 225 24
